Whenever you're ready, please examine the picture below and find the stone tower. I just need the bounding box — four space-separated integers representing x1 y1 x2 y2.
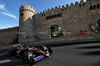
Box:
19 4 35 43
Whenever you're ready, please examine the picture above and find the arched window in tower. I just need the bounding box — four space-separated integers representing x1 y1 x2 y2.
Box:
46 17 48 20
93 5 96 9
79 5 81 7
50 25 64 38
50 16 52 19
90 6 93 10
59 13 61 17
48 16 50 19
20 13 23 16
55 15 57 18
83 4 85 6
53 15 54 18
97 4 99 8
57 14 59 17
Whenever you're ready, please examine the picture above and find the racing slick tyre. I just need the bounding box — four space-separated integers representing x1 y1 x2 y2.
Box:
24 51 35 64
19 50 27 58
8 49 11 56
48 47 53 56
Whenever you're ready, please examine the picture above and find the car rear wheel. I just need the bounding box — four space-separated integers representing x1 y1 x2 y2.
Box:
24 51 33 63
8 49 11 56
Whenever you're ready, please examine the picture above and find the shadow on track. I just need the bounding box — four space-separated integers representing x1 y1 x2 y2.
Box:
31 40 100 48
76 45 100 49
80 50 100 56
0 53 33 66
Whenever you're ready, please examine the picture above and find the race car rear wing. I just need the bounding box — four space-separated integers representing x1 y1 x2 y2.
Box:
13 44 21 47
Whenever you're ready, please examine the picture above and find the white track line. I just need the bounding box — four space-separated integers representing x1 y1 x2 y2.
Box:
0 52 8 56
0 59 11 64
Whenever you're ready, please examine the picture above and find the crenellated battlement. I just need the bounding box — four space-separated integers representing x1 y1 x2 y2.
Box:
19 4 35 13
89 3 100 10
0 26 19 33
35 0 88 17
1 0 100 44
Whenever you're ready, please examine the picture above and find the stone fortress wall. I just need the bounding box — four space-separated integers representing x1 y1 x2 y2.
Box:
19 4 35 43
0 0 100 45
0 26 19 45
33 0 100 41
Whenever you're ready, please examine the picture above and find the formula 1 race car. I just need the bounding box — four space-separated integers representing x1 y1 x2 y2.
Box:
8 44 31 57
24 46 53 63
8 44 53 64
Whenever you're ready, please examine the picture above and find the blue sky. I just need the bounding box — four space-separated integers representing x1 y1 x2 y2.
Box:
0 0 86 29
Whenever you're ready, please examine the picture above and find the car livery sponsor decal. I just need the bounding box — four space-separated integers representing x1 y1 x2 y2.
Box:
13 44 21 47
43 51 50 56
34 55 44 62
47 51 49 54
17 51 20 54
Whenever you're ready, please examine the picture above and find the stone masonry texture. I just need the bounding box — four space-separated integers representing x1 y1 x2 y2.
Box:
0 0 100 45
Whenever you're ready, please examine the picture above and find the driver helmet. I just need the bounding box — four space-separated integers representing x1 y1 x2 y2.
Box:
41 46 47 52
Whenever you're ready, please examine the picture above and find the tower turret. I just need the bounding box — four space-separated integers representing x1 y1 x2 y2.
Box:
19 4 35 43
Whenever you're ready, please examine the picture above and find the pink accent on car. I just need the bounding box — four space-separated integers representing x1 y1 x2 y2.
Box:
45 53 49 56
17 51 20 54
28 47 36 50
43 51 50 56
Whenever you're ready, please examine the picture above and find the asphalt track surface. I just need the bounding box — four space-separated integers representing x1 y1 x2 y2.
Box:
1 43 100 66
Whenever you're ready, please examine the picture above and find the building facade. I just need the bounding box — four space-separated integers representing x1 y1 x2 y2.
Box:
0 0 100 44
